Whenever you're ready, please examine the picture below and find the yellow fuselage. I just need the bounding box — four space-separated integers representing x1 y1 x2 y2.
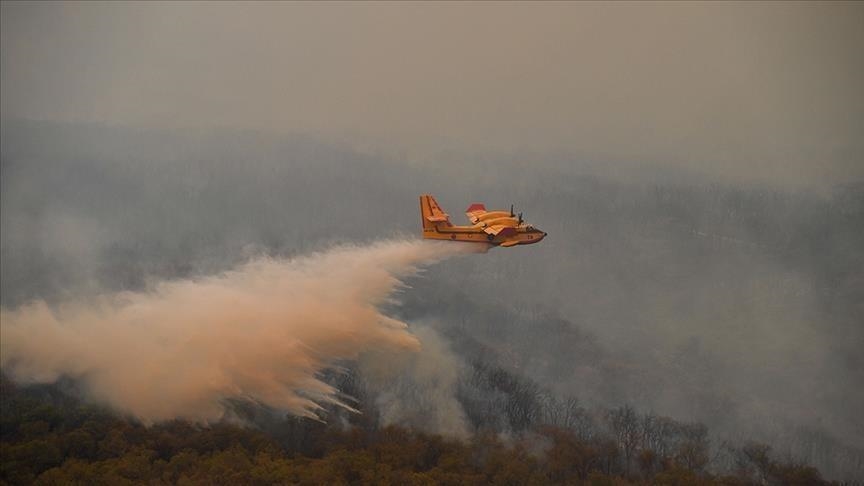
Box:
420 195 547 247
422 223 547 247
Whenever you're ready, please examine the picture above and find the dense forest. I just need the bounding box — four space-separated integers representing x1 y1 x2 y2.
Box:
2 121 863 483
0 372 829 485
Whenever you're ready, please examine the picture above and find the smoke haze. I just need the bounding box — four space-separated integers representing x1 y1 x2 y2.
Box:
2 2 863 188
0 240 478 423
1 1 863 480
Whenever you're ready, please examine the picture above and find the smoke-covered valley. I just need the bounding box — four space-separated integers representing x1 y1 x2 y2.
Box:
1 120 862 480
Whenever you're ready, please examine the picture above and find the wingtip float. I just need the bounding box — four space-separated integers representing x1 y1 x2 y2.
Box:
419 194 547 248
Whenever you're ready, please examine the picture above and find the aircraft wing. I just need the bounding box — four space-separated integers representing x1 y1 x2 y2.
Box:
465 203 486 224
483 225 517 237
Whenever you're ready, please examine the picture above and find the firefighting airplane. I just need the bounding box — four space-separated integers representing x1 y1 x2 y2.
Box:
420 194 547 247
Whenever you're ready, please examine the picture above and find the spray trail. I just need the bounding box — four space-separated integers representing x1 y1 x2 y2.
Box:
0 239 481 423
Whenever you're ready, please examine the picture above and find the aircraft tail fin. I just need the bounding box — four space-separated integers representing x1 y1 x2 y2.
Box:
420 194 452 233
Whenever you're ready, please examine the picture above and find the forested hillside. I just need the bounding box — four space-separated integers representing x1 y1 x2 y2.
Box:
2 121 862 482
0 373 829 485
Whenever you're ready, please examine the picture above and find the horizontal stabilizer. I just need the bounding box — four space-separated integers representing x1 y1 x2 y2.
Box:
420 194 452 228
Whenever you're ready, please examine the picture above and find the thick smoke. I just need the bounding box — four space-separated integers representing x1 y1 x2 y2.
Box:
0 239 480 423
362 325 470 438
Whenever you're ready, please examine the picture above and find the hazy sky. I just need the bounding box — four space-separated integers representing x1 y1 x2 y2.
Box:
2 1 862 186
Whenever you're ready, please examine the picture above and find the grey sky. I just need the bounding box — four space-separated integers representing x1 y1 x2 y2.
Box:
2 1 862 187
